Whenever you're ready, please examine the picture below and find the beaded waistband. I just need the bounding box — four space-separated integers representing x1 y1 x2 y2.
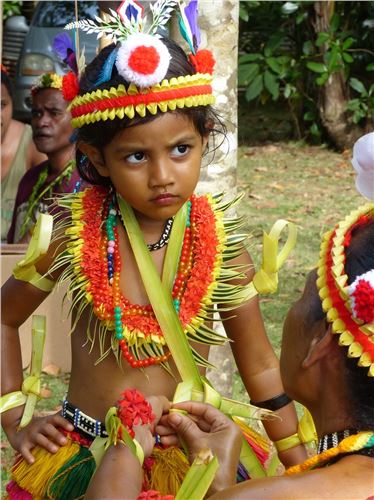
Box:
62 399 108 439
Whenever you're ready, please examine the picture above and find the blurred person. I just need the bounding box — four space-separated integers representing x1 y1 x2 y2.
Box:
7 73 82 243
1 66 46 241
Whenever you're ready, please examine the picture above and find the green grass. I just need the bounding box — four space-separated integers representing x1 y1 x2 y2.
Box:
232 141 362 401
1 141 362 490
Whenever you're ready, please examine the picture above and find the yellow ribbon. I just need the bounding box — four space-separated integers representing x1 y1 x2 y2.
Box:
252 219 297 295
0 315 46 428
274 407 317 453
13 214 55 292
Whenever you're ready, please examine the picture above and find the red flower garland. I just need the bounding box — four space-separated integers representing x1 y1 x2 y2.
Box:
76 187 222 352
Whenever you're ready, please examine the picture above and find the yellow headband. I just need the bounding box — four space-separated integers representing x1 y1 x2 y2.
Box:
317 204 374 376
68 73 215 128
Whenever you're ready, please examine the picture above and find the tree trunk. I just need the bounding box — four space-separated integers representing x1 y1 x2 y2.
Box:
313 1 361 149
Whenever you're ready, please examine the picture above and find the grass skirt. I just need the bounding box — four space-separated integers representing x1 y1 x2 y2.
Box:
6 424 269 499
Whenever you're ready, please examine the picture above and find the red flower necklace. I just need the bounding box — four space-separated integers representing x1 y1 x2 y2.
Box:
76 187 222 368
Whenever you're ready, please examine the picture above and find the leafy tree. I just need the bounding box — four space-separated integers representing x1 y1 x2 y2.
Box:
239 1 374 149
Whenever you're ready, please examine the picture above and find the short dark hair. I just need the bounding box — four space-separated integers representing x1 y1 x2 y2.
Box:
76 38 226 186
308 219 374 430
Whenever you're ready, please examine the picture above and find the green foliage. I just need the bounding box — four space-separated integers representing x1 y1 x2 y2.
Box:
239 1 374 142
3 1 22 19
347 79 374 124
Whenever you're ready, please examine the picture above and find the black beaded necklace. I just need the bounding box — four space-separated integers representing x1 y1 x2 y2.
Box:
146 217 173 251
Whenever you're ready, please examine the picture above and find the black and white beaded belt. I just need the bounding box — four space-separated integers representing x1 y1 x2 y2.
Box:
62 400 108 439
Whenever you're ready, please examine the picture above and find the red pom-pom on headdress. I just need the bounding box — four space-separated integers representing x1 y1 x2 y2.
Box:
62 71 79 101
189 49 215 74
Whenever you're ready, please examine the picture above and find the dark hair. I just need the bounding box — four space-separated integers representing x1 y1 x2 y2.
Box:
76 38 226 186
1 69 13 100
308 219 374 430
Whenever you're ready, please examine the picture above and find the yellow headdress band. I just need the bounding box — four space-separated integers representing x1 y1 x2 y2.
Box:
316 204 374 376
69 73 215 128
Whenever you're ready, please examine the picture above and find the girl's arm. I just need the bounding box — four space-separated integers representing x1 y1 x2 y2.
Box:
220 249 307 467
1 238 73 463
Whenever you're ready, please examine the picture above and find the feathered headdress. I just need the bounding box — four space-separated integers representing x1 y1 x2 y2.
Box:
63 0 215 128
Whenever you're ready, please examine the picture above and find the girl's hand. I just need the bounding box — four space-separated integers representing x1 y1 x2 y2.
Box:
6 413 74 464
133 395 170 457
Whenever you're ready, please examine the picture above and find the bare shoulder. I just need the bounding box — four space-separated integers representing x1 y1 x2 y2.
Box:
210 456 373 499
1 229 68 328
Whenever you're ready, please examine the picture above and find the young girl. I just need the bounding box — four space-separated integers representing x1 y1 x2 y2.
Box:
1 2 306 497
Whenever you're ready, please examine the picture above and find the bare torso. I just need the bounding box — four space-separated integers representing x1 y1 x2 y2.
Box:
66 221 210 420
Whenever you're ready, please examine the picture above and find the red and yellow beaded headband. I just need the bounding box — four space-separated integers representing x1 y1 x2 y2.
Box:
317 204 374 376
63 0 215 128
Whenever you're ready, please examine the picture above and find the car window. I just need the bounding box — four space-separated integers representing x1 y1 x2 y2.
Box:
33 1 99 28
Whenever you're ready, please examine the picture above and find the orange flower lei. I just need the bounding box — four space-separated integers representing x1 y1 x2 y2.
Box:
66 186 225 367
285 431 374 474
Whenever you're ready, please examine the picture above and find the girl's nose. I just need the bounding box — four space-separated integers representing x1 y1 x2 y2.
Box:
149 157 174 189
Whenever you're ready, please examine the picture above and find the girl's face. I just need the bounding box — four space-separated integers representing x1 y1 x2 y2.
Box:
1 83 13 142
90 112 208 223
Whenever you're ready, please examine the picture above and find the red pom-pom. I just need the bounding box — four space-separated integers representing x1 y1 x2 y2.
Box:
189 50 215 74
352 279 374 323
62 72 79 101
128 46 160 75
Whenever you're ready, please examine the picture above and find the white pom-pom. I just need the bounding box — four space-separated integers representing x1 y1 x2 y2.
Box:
351 132 374 201
115 34 170 88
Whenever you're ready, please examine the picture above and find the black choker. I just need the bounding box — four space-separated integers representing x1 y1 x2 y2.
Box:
147 217 173 251
318 429 358 454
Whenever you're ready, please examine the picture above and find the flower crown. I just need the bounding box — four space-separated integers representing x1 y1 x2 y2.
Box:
31 73 63 95
63 0 215 128
317 204 374 376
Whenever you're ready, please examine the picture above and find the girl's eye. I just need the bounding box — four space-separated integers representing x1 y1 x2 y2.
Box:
172 144 189 157
126 152 145 164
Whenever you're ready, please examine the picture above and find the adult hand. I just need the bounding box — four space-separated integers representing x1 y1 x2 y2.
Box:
160 401 242 493
5 413 74 464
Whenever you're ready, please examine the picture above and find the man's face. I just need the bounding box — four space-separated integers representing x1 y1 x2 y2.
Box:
31 88 73 155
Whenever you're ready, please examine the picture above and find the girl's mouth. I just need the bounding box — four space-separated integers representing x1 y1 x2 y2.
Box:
151 193 177 205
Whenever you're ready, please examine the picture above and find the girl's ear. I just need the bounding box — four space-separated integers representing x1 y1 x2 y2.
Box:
78 142 110 178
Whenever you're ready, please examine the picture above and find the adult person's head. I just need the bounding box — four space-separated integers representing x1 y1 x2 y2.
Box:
280 207 374 439
30 73 74 166
6 73 80 243
1 67 47 241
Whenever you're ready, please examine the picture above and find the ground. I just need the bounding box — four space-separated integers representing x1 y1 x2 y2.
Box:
1 142 363 490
